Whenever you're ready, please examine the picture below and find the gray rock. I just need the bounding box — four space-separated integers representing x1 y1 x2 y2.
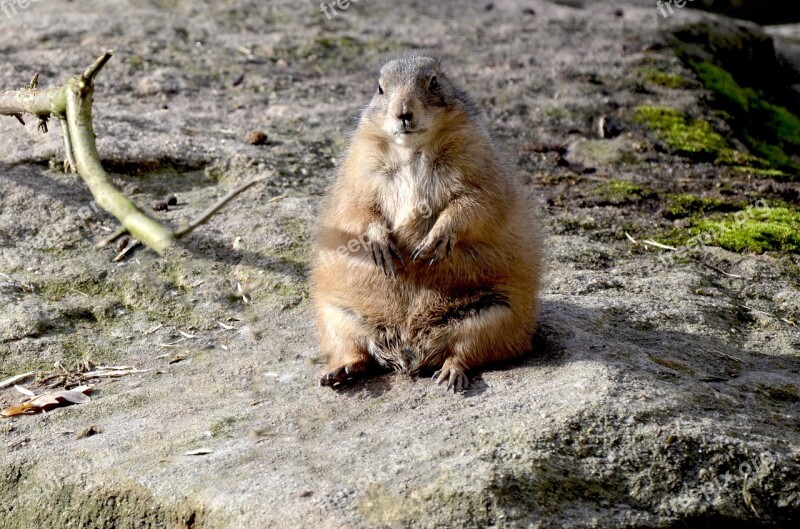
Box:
0 1 798 528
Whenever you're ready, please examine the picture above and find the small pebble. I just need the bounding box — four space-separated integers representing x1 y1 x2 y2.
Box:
75 425 102 440
116 236 130 252
598 116 624 139
167 195 178 206
248 130 268 145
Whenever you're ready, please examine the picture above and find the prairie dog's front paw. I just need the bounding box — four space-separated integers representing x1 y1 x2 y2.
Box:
366 222 403 278
412 225 456 265
432 359 468 392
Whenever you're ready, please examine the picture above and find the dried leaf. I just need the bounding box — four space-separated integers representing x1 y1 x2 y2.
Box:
1 386 92 418
1 404 37 417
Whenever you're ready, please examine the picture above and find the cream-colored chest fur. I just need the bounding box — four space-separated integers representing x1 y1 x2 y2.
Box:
378 149 450 234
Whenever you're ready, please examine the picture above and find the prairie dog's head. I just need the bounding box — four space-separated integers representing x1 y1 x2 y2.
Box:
362 55 464 148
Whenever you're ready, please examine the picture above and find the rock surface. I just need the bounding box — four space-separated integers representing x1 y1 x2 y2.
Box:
1 1 799 528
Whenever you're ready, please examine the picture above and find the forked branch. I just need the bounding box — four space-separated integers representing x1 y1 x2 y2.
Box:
1 51 265 255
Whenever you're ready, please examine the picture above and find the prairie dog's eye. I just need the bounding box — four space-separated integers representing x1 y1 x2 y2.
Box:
377 83 384 95
429 76 439 91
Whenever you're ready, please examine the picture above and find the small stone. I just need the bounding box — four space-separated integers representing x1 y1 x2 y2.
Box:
614 8 624 17
136 71 180 96
248 130 268 145
116 236 130 252
167 196 178 206
523 7 536 16
75 425 102 440
598 116 624 139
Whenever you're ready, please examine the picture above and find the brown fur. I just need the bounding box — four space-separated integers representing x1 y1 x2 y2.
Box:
311 55 542 391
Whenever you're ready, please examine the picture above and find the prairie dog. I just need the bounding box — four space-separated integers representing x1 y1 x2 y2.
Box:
311 55 542 391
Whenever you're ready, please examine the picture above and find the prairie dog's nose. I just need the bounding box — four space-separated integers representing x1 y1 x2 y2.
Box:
397 111 413 124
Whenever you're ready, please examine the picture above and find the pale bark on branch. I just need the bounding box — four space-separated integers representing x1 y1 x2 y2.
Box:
1 51 265 255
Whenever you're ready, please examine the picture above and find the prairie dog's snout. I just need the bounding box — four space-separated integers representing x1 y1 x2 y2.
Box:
393 95 415 130
383 87 432 142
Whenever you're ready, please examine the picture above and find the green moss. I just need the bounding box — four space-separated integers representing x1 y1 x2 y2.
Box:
546 107 570 119
38 278 106 300
313 35 361 50
690 206 800 253
690 61 800 178
732 166 790 178
632 106 728 157
276 35 407 72
60 335 120 368
666 193 738 219
276 218 312 274
596 180 657 204
659 195 800 254
4 333 121 375
38 273 193 328
633 105 776 172
693 61 755 110
0 463 204 529
271 279 306 298
714 148 770 168
129 54 144 67
558 215 598 233
638 67 691 89
209 416 242 438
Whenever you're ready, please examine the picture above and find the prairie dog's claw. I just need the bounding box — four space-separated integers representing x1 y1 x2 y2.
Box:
370 239 401 278
412 231 454 265
320 366 355 387
432 364 468 393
